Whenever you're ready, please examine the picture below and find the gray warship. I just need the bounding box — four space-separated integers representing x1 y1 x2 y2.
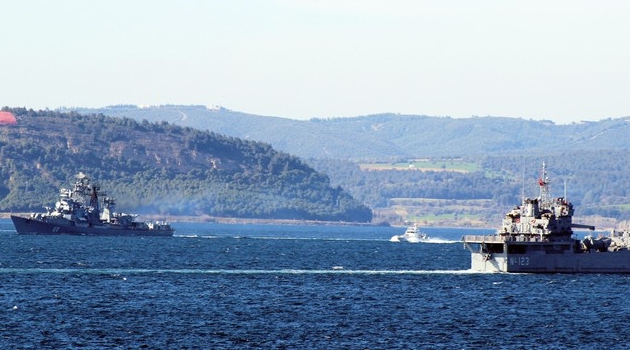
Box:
463 162 630 273
11 173 174 236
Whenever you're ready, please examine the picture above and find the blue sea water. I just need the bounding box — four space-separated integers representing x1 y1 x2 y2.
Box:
1 219 629 349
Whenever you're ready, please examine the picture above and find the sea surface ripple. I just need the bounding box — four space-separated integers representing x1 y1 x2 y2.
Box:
1 221 628 349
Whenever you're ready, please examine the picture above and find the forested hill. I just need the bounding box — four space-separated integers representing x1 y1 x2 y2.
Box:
70 105 630 160
0 108 372 222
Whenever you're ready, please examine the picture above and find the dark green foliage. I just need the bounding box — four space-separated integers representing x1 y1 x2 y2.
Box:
309 154 630 221
480 151 630 220
0 108 372 222
309 159 515 207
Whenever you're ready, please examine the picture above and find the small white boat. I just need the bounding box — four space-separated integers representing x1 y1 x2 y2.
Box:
390 225 428 243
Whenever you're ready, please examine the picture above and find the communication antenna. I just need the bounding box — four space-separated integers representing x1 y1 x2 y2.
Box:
538 161 550 205
564 178 567 200
521 167 525 201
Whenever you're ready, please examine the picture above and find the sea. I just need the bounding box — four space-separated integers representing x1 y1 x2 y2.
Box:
1 219 629 349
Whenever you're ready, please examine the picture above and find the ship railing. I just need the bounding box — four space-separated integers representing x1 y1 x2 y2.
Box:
462 235 507 243
463 234 553 243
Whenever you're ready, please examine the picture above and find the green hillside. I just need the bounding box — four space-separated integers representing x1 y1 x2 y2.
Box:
0 108 372 222
308 154 630 228
71 105 630 160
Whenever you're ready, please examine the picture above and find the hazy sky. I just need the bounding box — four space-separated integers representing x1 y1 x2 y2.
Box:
2 0 629 123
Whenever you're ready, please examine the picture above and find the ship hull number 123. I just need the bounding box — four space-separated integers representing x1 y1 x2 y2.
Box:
509 256 530 266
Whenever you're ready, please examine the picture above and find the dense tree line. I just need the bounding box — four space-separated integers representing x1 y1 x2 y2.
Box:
0 108 372 222
309 153 630 221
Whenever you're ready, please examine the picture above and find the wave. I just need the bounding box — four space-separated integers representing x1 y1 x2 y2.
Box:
174 234 400 242
173 234 226 239
0 267 482 275
173 234 461 244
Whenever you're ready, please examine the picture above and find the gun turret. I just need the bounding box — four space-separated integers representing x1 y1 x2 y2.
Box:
572 223 595 231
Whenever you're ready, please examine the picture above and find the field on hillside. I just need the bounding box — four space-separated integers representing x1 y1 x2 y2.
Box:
372 197 498 228
359 159 479 172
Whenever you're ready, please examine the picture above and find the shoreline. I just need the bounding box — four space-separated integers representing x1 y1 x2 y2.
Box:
3 213 485 229
2 212 611 231
1 212 393 228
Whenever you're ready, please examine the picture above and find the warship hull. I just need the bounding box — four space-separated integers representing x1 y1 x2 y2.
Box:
11 215 174 237
467 249 630 273
464 234 630 273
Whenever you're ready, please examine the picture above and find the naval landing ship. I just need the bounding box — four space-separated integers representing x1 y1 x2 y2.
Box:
11 173 174 236
463 163 630 273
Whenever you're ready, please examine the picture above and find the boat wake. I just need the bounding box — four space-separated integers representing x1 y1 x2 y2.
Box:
422 238 460 244
389 236 458 244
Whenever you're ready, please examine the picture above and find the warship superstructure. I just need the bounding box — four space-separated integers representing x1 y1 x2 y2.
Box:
11 173 174 236
463 163 630 273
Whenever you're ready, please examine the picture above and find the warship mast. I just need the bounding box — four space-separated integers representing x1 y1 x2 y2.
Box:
538 161 551 205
